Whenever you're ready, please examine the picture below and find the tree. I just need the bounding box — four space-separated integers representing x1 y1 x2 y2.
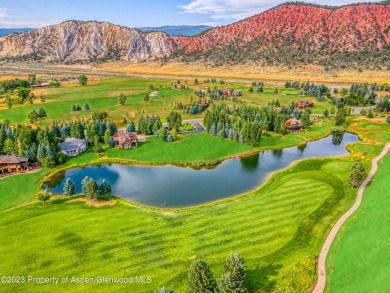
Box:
222 253 247 292
28 110 40 124
170 129 178 141
38 108 47 118
217 272 237 293
78 75 88 86
81 176 99 200
93 137 103 153
70 122 84 139
3 138 14 154
367 108 374 118
104 129 112 146
188 260 215 293
159 127 167 141
348 163 365 188
99 179 112 196
144 93 150 102
28 74 36 85
38 190 51 206
301 110 311 129
323 108 329 118
166 111 182 130
274 88 279 94
84 103 90 111
119 93 127 105
127 121 136 132
194 79 199 85
335 108 346 126
63 178 76 196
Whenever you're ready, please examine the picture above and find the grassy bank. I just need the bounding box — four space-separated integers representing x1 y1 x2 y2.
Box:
0 117 387 292
325 153 390 292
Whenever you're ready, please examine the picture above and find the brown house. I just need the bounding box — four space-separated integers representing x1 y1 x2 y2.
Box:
0 154 30 174
221 89 234 96
285 118 303 131
112 130 146 150
296 100 314 109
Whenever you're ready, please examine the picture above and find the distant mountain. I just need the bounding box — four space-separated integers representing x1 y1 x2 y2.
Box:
0 2 389 65
0 28 33 37
137 25 211 36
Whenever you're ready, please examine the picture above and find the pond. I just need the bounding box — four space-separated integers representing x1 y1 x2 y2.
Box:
44 133 359 208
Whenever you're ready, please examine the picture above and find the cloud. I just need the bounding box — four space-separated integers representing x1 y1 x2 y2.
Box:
0 7 45 28
178 0 384 22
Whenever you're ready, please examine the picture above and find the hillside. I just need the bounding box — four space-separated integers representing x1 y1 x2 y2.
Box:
0 21 178 62
176 2 390 66
0 2 389 65
137 25 211 36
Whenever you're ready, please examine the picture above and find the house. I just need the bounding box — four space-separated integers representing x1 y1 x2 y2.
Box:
60 138 87 156
296 100 314 109
31 83 50 88
0 154 30 174
285 118 303 131
220 89 234 96
112 130 145 150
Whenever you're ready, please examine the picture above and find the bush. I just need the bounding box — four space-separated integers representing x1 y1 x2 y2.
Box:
40 157 56 168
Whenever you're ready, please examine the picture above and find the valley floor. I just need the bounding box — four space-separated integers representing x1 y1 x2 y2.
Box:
0 117 388 292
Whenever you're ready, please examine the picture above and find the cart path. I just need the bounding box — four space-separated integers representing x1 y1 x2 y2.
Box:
313 142 390 293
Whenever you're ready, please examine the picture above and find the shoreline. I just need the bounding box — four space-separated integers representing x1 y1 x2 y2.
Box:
42 132 360 211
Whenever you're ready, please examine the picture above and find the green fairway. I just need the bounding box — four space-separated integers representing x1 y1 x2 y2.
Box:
325 154 390 293
0 158 356 292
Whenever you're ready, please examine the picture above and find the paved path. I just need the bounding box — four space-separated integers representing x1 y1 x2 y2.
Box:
163 118 205 134
313 142 390 293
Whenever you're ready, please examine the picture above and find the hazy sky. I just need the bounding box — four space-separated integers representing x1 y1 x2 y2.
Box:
0 0 384 28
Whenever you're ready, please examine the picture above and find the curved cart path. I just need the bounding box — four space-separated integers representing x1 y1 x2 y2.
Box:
313 142 390 293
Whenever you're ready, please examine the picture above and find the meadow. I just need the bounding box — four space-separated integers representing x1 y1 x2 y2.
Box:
0 77 332 127
0 116 388 292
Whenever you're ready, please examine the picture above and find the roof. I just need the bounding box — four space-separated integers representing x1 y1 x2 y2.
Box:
0 154 28 164
60 138 87 151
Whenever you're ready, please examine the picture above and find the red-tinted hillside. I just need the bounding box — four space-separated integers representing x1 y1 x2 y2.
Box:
176 3 390 56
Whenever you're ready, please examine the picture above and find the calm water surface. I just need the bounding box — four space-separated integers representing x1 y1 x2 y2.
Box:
45 133 359 208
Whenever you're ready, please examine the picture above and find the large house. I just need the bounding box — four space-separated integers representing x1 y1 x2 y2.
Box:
60 138 87 156
0 154 30 174
296 100 314 109
285 118 303 131
112 130 146 150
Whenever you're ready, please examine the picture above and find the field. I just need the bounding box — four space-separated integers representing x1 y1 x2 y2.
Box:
0 115 388 292
0 77 334 128
325 153 390 293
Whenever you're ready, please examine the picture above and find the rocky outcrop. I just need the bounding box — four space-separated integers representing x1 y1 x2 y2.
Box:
0 21 179 62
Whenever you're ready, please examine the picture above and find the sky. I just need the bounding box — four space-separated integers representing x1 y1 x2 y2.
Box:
0 0 384 28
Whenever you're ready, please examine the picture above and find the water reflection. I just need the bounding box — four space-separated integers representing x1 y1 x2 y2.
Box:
45 133 359 208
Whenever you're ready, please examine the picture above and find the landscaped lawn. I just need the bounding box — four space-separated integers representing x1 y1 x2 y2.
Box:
0 158 357 292
325 154 390 293
0 112 387 292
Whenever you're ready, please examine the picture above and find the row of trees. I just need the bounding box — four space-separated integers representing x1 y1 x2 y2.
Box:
285 81 329 101
28 108 47 123
188 253 247 293
63 177 112 200
0 121 62 167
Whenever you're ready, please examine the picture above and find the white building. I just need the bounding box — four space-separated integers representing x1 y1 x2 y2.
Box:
60 138 87 156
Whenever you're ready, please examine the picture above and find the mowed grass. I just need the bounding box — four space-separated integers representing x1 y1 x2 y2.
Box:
326 154 390 293
0 158 356 292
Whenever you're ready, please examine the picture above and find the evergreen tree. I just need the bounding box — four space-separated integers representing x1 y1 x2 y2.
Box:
223 253 247 291
159 127 167 141
217 272 237 293
170 129 178 141
63 178 76 196
81 176 99 199
38 108 47 118
349 163 365 188
99 179 112 196
166 111 182 130
93 137 103 153
127 121 136 132
335 108 346 126
108 137 115 148
323 108 329 118
104 129 112 146
84 103 90 111
188 260 215 293
119 93 127 105
3 138 14 154
78 75 88 86
301 110 311 129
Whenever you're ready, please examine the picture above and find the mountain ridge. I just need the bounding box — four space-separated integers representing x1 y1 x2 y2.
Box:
0 2 388 65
